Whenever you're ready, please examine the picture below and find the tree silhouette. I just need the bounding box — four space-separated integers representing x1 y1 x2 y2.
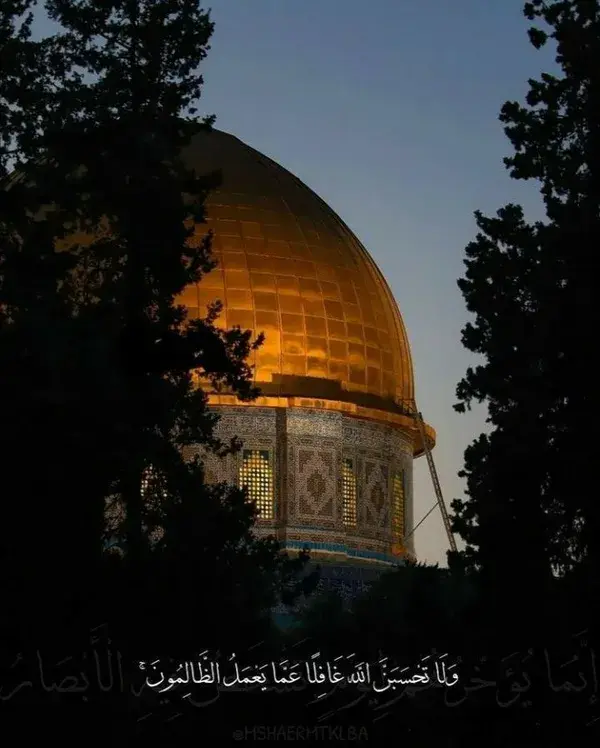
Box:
0 4 305 736
452 0 598 629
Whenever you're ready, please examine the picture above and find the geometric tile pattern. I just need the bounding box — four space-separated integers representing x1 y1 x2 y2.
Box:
296 448 336 520
363 460 390 533
209 406 413 560
105 405 415 562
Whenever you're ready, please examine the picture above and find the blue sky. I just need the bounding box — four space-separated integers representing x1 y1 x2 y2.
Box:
33 1 552 565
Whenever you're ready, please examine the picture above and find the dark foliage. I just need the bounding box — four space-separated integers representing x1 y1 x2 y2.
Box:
0 1 306 740
1 2 599 745
451 0 599 621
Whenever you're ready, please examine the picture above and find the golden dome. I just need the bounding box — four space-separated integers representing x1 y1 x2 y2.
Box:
178 129 416 417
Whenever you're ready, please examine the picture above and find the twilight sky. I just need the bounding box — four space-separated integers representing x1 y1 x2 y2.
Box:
195 0 550 566
33 1 551 565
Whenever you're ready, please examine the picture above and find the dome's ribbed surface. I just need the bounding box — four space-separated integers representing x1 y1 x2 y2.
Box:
177 128 415 411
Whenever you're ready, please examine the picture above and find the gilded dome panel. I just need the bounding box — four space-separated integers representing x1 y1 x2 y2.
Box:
178 129 415 412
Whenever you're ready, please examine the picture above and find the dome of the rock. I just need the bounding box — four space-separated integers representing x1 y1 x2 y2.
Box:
3 125 439 603
175 129 435 572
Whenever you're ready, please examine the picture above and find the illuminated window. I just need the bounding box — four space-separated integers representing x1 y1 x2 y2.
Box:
141 466 167 499
141 468 151 497
392 471 405 541
239 449 274 519
342 458 357 527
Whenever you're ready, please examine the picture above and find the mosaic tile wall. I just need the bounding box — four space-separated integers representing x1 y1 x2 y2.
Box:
103 405 415 563
195 405 415 562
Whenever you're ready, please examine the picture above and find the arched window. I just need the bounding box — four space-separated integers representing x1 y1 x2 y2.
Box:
342 458 357 527
239 449 274 519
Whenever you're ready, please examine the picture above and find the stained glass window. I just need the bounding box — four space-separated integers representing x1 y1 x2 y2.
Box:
239 449 274 519
342 458 357 527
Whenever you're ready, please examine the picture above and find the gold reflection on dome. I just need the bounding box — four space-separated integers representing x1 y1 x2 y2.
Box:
177 129 415 408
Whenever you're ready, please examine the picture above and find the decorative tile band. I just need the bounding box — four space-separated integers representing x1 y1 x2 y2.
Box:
282 539 404 566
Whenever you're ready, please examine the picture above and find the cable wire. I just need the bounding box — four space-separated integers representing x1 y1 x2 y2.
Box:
402 501 438 542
